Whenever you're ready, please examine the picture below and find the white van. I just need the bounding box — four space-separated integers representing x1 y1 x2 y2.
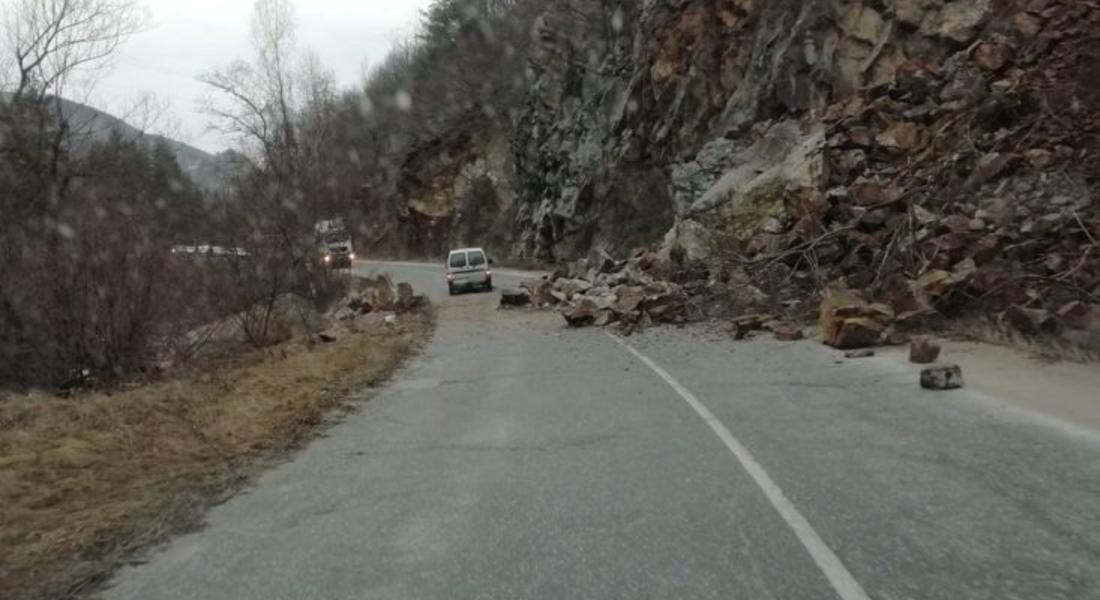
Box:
446 247 493 295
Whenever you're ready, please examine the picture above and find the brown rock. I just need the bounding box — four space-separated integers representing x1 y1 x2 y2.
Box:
932 2 991 44
849 179 900 206
876 122 922 153
971 234 1004 265
820 288 891 349
973 42 1012 71
631 251 658 271
886 328 912 346
554 278 593 300
563 298 599 327
912 205 937 226
1025 148 1054 169
357 274 398 310
977 197 1016 226
833 317 886 350
942 214 972 233
1013 13 1042 37
836 302 895 322
611 286 645 315
915 270 952 298
1043 253 1065 273
731 313 772 339
773 325 805 342
848 127 873 148
948 258 977 286
909 337 942 364
593 310 617 327
521 278 556 307
641 282 689 324
970 153 1015 185
347 294 374 315
894 1 928 26
921 364 965 391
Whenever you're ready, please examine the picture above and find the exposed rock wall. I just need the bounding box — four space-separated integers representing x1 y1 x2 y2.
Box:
377 0 1098 287
511 0 1014 260
362 132 520 260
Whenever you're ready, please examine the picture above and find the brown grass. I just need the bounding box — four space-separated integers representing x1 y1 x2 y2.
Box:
0 310 434 600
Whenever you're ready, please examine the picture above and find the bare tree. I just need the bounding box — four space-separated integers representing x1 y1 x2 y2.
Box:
2 0 148 103
198 0 351 345
199 0 299 178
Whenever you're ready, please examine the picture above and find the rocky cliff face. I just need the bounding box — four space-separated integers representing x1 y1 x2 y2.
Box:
375 0 1099 341
513 0 1079 260
363 131 520 260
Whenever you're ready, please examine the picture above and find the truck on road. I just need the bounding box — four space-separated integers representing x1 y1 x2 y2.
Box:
315 219 355 269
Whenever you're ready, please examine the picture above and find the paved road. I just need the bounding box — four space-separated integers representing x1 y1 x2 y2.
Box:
108 261 1100 599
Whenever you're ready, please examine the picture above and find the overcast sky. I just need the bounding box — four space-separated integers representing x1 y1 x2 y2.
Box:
93 0 434 153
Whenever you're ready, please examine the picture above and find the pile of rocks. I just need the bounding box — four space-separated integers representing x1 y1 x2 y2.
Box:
502 251 701 331
717 0 1100 352
332 275 428 321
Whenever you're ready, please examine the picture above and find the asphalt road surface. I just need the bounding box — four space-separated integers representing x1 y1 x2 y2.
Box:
107 260 1100 600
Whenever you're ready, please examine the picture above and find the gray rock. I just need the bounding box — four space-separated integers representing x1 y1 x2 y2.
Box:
499 288 532 308
920 364 966 391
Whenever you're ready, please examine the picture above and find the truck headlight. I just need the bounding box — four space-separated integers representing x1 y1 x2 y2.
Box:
323 255 331 263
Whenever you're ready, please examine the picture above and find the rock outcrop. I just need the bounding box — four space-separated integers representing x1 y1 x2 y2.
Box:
371 0 1100 347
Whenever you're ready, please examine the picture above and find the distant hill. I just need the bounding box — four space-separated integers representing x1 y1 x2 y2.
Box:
1 93 249 192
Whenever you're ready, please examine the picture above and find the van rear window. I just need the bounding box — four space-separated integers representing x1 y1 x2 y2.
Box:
449 253 467 268
468 252 486 267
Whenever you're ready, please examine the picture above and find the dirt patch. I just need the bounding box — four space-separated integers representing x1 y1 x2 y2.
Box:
0 310 434 600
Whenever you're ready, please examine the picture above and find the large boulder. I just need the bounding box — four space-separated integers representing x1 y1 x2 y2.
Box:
521 277 557 307
563 297 600 327
819 288 893 349
553 278 593 301
611 286 646 315
394 282 428 311
355 275 398 311
641 281 689 324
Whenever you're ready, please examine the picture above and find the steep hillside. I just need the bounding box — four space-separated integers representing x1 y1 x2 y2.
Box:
360 1 1093 320
55 97 247 192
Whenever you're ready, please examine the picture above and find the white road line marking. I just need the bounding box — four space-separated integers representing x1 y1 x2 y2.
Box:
607 332 872 600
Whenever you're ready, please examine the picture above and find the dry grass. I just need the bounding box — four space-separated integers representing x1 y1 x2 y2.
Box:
0 310 433 600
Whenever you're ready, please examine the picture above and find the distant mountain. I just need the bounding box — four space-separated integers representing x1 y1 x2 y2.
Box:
1 93 249 192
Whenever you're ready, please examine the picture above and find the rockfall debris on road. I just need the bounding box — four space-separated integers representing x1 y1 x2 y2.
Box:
324 275 428 342
505 250 702 333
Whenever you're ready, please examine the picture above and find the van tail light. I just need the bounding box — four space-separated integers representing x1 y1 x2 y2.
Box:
485 270 492 277
446 273 455 281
